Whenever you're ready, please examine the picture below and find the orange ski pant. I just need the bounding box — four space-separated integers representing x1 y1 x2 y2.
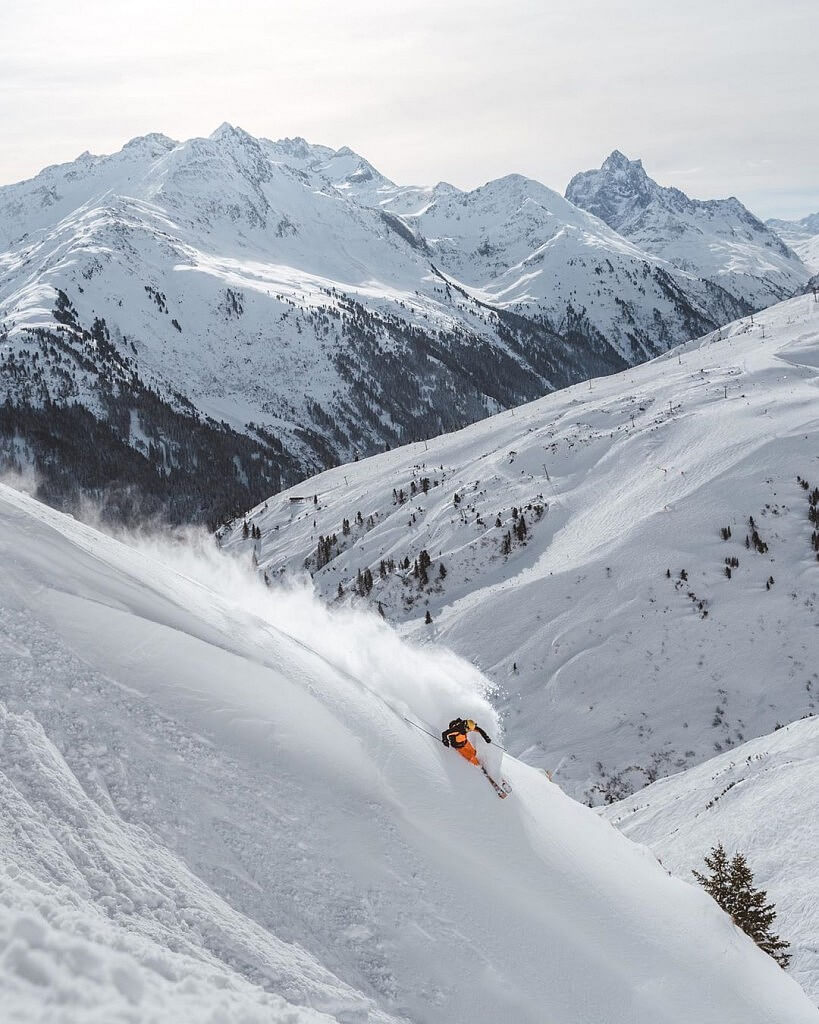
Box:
455 741 480 765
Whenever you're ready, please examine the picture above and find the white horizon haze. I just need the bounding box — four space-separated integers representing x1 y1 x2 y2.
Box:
1 0 817 220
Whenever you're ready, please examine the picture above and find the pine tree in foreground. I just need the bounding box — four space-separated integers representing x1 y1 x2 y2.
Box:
693 843 791 968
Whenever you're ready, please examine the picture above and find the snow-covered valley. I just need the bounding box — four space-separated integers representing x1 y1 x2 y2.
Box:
1 481 817 1022
225 294 819 811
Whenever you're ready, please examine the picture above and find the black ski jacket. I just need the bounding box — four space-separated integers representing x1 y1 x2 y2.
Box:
441 718 491 748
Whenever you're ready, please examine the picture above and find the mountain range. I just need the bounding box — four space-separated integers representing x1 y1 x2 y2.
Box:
2 130 818 1018
1 127 812 522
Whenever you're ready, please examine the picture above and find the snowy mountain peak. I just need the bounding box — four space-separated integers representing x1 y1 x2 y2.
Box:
571 150 693 223
474 172 567 206
602 148 644 174
567 151 809 307
266 134 324 160
205 122 270 165
800 211 819 233
120 132 177 155
208 120 248 142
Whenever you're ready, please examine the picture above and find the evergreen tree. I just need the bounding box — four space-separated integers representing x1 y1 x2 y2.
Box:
425 610 432 624
693 844 791 968
727 853 791 967
692 843 732 911
242 520 249 540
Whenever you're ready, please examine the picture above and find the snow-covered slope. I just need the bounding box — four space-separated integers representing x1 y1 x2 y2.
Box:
1 482 818 1023
223 294 819 805
603 717 819 1002
567 151 810 308
768 214 819 274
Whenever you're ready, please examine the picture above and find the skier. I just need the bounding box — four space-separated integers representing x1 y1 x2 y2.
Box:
441 718 492 766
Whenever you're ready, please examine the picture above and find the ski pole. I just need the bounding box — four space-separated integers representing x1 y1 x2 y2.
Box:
403 717 438 740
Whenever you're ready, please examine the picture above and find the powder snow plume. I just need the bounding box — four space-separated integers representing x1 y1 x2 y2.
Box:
95 513 499 740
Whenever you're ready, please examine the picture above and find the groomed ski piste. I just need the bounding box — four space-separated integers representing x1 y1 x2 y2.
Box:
603 715 819 1002
1 484 818 1022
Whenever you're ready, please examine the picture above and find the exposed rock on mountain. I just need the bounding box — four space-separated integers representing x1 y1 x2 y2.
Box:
567 151 810 308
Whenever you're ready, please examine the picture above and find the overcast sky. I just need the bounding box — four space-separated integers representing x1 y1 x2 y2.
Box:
1 0 816 218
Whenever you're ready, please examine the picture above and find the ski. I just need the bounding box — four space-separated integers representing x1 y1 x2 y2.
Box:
481 765 512 799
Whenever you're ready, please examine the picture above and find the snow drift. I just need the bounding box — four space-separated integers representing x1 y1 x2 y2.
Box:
1 483 817 1021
